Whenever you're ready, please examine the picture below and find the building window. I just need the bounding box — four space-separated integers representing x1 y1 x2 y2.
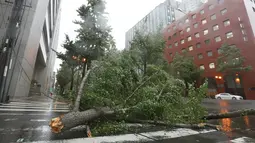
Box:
196 43 201 48
202 19 207 25
221 8 227 15
192 14 196 19
253 7 255 12
175 42 178 46
168 44 172 48
213 25 219 31
181 39 185 44
238 17 241 21
207 51 213 57
209 63 215 69
244 36 248 41
185 18 189 23
240 23 244 28
204 29 209 35
226 31 234 39
200 65 205 70
215 36 221 42
167 29 171 32
173 26 176 30
178 22 183 26
187 36 192 41
173 33 177 38
224 19 230 26
205 39 210 44
217 48 222 54
210 14 216 20
242 30 246 35
170 53 172 57
180 30 184 35
193 23 198 28
188 46 193 51
186 27 191 32
195 33 200 38
200 9 205 14
209 5 214 10
198 53 203 59
182 48 187 53
168 36 171 40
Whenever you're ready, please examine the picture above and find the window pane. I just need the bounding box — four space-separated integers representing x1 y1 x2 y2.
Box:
192 14 196 19
205 39 210 44
185 18 189 23
204 29 209 35
196 43 201 48
217 48 222 54
200 65 205 70
194 23 198 28
198 53 203 59
180 30 183 35
175 42 178 46
211 14 216 20
195 33 200 38
168 45 172 48
240 23 244 28
173 33 177 37
202 19 207 25
207 51 213 57
170 53 172 57
215 36 221 42
213 25 219 31
200 9 204 14
173 26 176 30
187 36 192 41
168 36 171 40
168 29 171 32
186 27 190 32
224 20 230 26
221 8 227 15
244 36 248 41
209 5 214 10
226 32 233 39
209 63 215 69
181 39 185 44
189 46 193 51
182 48 186 53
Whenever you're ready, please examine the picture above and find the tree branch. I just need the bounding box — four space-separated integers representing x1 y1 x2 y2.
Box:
203 109 255 120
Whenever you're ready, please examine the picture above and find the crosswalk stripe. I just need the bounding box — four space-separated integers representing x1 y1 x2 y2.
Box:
29 128 216 143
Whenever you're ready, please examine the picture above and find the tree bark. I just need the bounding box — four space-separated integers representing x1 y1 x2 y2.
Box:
203 109 255 120
82 62 87 78
70 66 74 91
184 81 189 97
73 64 89 112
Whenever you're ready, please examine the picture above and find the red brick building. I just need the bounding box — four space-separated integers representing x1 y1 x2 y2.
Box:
163 0 255 99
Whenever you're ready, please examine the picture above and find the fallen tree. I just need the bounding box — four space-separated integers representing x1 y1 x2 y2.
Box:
203 109 255 120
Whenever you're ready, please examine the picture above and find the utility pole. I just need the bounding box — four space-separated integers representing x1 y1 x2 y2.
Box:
0 0 26 103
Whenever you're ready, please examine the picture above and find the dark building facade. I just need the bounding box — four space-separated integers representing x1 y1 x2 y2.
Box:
163 0 255 99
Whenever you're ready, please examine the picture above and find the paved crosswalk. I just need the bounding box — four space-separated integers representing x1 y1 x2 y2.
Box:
0 100 70 112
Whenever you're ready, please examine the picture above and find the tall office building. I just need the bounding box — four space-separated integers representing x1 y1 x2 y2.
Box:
125 0 203 49
0 0 61 102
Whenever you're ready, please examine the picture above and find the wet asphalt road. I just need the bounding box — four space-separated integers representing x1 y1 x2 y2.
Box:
0 98 254 143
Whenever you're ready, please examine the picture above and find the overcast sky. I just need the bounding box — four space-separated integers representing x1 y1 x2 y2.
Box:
54 0 165 72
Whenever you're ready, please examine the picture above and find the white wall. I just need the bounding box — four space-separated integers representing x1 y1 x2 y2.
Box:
243 0 255 38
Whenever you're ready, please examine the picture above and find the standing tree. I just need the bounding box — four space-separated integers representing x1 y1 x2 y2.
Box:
171 54 202 96
56 63 72 96
217 44 252 94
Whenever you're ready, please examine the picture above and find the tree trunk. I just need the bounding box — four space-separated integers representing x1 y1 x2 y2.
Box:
82 62 87 78
184 81 189 97
49 107 114 133
73 64 88 112
203 109 255 120
70 66 74 91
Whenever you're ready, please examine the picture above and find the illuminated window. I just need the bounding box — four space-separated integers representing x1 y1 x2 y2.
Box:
217 48 222 54
200 65 205 70
242 30 246 35
204 29 209 35
187 36 192 41
168 44 172 48
181 39 185 44
192 14 196 19
240 23 244 28
213 25 219 31
195 33 200 38
221 8 227 15
202 19 207 25
175 42 178 46
215 36 221 42
186 27 191 32
224 20 230 26
188 46 193 51
200 9 205 14
185 18 189 23
209 63 215 69
244 36 248 41
194 23 198 28
226 31 233 39
207 51 213 57
198 53 203 59
211 14 216 20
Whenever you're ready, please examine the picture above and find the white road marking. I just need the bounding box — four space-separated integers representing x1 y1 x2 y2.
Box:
4 118 18 121
0 105 69 110
0 108 69 112
0 113 24 116
30 119 49 122
230 137 255 143
29 128 216 143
